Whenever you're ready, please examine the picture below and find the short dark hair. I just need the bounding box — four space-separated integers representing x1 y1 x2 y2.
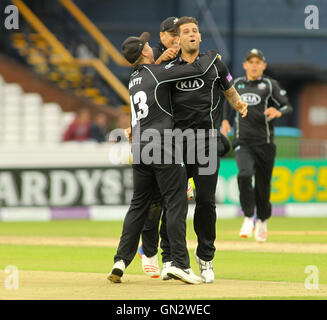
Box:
174 16 199 35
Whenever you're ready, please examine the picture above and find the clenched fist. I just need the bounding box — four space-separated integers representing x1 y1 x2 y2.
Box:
236 100 248 118
155 47 180 64
264 107 282 120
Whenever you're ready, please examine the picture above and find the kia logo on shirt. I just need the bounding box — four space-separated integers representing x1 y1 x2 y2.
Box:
241 93 261 105
176 78 204 91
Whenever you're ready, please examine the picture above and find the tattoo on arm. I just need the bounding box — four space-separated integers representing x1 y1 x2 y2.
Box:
223 86 241 110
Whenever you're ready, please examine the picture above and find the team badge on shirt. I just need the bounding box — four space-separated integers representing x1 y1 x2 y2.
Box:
258 82 266 90
165 60 175 69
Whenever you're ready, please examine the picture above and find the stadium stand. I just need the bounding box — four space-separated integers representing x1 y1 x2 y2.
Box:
0 73 74 146
9 0 129 111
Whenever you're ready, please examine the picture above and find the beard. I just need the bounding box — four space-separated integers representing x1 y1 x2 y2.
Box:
187 47 198 54
183 43 199 55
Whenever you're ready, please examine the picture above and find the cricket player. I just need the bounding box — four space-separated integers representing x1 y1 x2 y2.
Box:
139 17 248 283
221 48 293 242
108 31 220 284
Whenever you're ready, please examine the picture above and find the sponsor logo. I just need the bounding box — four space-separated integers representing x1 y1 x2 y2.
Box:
241 93 261 105
238 84 245 89
176 78 204 91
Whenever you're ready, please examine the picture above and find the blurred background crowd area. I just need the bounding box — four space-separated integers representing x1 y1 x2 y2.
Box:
0 0 326 159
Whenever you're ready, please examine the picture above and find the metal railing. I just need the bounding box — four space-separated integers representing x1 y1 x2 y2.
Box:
12 0 130 105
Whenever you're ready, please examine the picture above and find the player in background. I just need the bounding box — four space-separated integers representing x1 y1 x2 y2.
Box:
153 16 180 64
221 49 293 242
108 31 220 284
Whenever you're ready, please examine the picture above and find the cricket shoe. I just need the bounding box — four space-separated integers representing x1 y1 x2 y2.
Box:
107 260 125 283
187 179 194 200
141 253 160 278
255 219 267 242
161 261 173 280
239 216 255 238
194 250 214 283
166 266 203 285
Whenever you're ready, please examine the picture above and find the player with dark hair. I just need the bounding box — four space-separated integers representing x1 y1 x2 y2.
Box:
137 17 193 279
221 48 293 242
161 16 248 283
107 31 220 284
138 16 247 283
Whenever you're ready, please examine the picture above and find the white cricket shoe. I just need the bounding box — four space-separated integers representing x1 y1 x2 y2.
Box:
142 253 160 278
187 179 194 200
255 219 267 242
239 216 255 238
107 260 125 283
161 261 172 280
166 266 203 285
194 250 215 283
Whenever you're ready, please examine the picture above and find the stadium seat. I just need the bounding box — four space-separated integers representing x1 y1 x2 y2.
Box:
23 93 43 106
3 83 23 96
0 75 85 146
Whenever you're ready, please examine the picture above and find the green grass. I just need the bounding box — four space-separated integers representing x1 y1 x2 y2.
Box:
0 220 124 238
1 217 326 299
1 217 327 243
217 217 327 231
0 244 326 284
216 217 327 243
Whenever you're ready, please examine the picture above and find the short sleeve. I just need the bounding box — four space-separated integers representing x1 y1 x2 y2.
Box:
215 59 233 91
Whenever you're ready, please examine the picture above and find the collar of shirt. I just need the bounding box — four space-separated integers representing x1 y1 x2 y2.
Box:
177 52 202 64
244 76 263 83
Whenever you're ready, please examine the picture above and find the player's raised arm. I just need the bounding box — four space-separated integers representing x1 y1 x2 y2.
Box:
213 58 248 119
155 47 180 64
223 86 248 118
152 50 218 83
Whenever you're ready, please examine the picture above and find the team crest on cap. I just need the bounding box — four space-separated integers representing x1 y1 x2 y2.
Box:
173 18 178 23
